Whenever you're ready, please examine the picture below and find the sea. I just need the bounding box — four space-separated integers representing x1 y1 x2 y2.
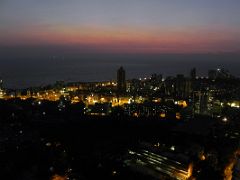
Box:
0 53 239 89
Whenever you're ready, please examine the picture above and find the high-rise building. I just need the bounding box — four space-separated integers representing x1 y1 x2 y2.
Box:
208 68 231 80
0 79 4 99
190 68 196 79
117 67 126 93
175 74 192 98
208 69 217 80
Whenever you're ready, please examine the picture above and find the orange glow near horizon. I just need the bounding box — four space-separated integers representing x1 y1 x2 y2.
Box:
1 25 240 54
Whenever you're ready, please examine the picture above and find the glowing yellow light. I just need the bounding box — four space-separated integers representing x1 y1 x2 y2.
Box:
224 160 235 180
187 163 193 178
100 97 105 103
231 103 236 107
200 154 206 161
51 175 67 180
133 112 139 117
177 100 188 108
176 112 181 120
160 113 166 118
230 101 240 108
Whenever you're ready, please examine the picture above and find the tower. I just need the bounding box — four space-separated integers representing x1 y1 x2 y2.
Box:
0 79 4 99
190 68 196 80
190 68 196 91
117 67 126 93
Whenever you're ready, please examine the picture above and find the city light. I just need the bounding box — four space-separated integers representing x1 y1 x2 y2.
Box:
170 146 175 151
1 0 240 179
187 164 193 179
176 113 181 120
222 117 228 122
160 113 166 118
51 175 68 180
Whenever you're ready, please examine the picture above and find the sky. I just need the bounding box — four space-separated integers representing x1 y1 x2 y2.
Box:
1 0 240 54
0 0 240 88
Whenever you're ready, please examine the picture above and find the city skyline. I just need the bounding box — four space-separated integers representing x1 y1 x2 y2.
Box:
2 1 240 179
1 56 240 89
1 1 240 88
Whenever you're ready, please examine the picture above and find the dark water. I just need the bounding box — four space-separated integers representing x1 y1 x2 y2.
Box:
0 53 239 88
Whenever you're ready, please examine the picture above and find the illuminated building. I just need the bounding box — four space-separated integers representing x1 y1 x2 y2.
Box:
117 66 126 93
125 148 192 180
0 79 4 99
193 91 209 115
150 73 162 87
0 90 4 99
208 68 231 80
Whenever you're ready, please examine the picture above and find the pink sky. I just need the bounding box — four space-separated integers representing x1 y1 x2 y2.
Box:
1 24 240 54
